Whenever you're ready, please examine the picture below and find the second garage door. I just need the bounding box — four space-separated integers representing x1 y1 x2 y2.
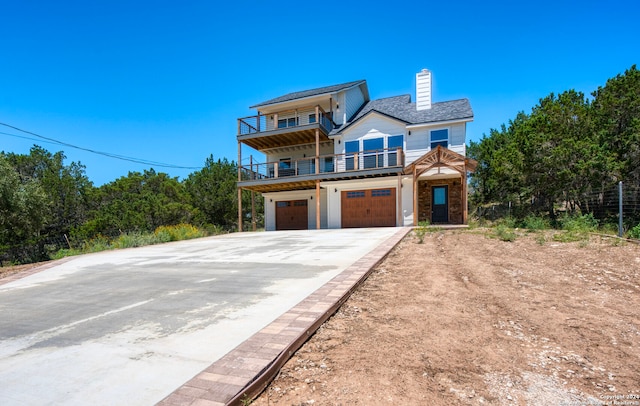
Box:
341 188 396 228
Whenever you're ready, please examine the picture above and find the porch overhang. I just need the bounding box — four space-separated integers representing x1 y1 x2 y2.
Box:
403 145 477 177
238 167 402 193
237 124 331 150
403 146 477 226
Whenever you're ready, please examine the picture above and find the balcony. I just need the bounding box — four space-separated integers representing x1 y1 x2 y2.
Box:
240 147 405 182
237 105 335 150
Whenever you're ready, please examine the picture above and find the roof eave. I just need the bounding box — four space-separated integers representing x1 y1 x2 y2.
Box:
335 109 410 135
250 80 367 110
405 116 474 129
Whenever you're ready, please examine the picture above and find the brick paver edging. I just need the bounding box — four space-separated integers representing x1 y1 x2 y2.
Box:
157 227 412 406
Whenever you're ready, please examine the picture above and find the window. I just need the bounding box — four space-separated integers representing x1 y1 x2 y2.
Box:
372 189 392 197
346 191 365 198
279 158 291 169
388 135 403 166
345 140 359 170
278 117 298 129
276 201 290 208
279 158 294 177
363 138 384 169
431 129 448 149
308 114 316 124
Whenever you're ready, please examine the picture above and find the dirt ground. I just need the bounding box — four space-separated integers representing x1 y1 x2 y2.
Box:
253 230 640 406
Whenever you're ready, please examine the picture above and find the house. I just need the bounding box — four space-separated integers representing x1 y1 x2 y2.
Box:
236 69 477 231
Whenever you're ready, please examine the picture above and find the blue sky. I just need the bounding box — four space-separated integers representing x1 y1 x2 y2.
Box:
1 0 638 185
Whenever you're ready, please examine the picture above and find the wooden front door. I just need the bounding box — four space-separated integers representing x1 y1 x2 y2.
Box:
341 188 396 228
431 185 448 223
276 200 308 230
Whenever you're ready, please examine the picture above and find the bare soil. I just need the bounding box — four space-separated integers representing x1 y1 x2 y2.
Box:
0 262 49 281
253 230 640 405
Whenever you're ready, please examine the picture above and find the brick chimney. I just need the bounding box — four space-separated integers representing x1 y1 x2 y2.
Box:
416 69 432 111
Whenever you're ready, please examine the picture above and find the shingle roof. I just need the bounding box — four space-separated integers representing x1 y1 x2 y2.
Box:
331 95 473 135
250 80 366 109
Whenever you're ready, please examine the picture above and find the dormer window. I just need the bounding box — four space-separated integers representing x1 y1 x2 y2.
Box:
430 129 448 149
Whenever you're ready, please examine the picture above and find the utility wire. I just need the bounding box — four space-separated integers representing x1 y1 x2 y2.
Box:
0 122 202 170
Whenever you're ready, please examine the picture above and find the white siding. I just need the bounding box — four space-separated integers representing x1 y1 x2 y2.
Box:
266 144 333 165
404 122 467 165
343 85 365 123
416 69 432 111
338 114 406 153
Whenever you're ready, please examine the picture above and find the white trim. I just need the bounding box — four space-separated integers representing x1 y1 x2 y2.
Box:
406 117 472 129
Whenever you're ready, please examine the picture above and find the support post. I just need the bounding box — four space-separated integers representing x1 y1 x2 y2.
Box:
413 166 418 226
251 191 256 231
315 128 320 175
238 188 243 232
316 180 321 230
397 174 403 226
619 181 623 237
237 141 242 181
462 170 468 224
238 141 242 232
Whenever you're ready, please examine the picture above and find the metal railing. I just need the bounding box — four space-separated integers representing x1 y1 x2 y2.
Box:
240 148 404 180
238 105 334 136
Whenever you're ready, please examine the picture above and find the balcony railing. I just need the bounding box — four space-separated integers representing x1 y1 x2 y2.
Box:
240 148 404 181
238 105 334 136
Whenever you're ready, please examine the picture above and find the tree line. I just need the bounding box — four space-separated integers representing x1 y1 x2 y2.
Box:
1 148 263 264
469 65 639 226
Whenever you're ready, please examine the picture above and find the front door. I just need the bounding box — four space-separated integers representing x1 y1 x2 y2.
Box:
431 185 448 223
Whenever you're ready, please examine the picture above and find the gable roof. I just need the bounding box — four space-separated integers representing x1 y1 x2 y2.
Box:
332 95 473 135
250 80 366 109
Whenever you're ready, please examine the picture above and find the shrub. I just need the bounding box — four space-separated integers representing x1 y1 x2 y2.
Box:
112 232 161 249
414 221 430 244
154 224 206 242
495 224 516 242
558 213 598 233
521 214 550 231
496 216 517 229
629 223 640 240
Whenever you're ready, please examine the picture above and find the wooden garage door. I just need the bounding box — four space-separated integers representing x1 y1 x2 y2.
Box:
341 188 396 228
276 200 308 230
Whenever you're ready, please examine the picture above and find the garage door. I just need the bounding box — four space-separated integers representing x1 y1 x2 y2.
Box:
276 200 308 230
341 188 396 228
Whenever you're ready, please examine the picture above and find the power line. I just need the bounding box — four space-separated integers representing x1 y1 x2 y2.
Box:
0 122 202 170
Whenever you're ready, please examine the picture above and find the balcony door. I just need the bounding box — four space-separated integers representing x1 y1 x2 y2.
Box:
363 138 384 169
345 140 359 170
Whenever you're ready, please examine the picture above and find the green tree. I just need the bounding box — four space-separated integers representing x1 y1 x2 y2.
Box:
469 65 639 224
0 156 49 263
592 65 640 183
3 145 92 238
184 155 262 230
77 169 195 239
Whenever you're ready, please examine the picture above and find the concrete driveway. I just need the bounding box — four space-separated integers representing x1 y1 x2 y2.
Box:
0 228 401 405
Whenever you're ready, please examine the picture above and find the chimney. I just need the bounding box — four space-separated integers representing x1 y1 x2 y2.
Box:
416 69 432 110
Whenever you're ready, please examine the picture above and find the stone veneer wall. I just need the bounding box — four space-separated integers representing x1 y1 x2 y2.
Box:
417 178 463 224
